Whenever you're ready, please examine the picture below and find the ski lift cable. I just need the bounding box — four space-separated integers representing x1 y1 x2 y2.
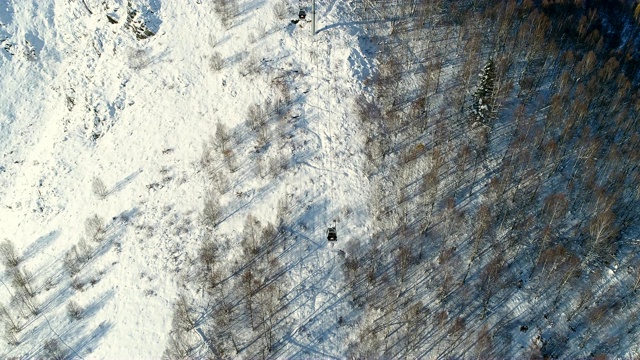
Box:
308 3 338 241
321 30 335 230
311 17 326 235
323 13 338 239
327 32 335 226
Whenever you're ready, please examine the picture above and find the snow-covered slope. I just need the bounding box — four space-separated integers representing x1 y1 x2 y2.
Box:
1 0 372 357
3 0 640 358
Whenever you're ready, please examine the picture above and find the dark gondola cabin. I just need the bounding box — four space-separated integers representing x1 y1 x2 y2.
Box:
327 227 337 241
299 9 306 19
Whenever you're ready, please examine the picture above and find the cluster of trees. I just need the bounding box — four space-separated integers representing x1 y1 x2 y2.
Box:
198 91 295 229
164 211 296 359
0 238 79 355
0 240 35 346
346 0 640 357
1 173 119 355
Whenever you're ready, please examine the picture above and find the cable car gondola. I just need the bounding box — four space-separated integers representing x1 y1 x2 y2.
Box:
327 227 337 241
298 9 306 19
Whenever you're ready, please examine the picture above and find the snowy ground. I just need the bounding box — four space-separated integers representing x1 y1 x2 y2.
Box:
1 0 377 357
5 1 640 358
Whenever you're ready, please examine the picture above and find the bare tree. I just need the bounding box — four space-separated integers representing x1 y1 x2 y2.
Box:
198 239 218 272
162 330 191 360
77 238 93 263
347 307 384 359
479 253 504 319
242 215 262 255
92 177 108 199
172 294 195 333
256 281 280 352
448 316 466 337
201 188 221 229
268 154 287 178
3 321 19 346
586 208 618 263
0 239 20 268
275 195 290 233
402 301 424 356
543 193 568 230
222 148 239 173
242 270 257 329
210 300 239 357
12 291 38 316
211 169 231 194
474 324 494 358
0 304 20 345
632 264 640 293
10 267 35 298
395 245 412 283
214 122 231 153
246 103 271 147
85 214 106 242
461 203 492 285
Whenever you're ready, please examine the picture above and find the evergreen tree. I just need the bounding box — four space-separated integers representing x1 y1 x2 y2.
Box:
471 59 496 125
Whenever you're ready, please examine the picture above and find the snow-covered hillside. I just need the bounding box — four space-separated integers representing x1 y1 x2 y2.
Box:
1 0 372 357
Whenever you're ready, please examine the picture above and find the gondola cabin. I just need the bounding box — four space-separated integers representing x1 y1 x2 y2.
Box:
327 227 337 241
299 9 306 19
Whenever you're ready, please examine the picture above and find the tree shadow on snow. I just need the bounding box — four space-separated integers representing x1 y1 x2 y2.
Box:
72 321 113 358
21 230 60 260
109 169 143 195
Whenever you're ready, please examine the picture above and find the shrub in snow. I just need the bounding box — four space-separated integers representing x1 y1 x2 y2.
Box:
71 276 85 291
64 246 81 276
214 123 231 153
273 0 288 20
43 275 57 292
214 0 239 28
66 300 83 320
209 52 224 72
242 54 261 76
43 338 66 360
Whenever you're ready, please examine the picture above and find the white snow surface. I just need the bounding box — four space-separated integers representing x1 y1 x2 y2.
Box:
1 0 372 357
